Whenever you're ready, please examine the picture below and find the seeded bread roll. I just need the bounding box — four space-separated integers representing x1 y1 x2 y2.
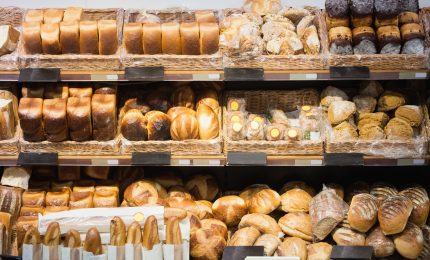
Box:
377 26 401 54
329 26 353 55
378 195 413 235
394 222 424 259
352 26 377 54
399 186 430 226
347 193 379 233
365 226 395 258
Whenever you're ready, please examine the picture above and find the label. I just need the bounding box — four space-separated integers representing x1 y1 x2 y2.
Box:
18 152 58 166
331 246 373 259
19 68 60 82
246 257 299 260
224 68 264 81
399 72 428 79
178 159 191 165
324 153 364 166
289 73 318 80
124 67 164 81
415 72 427 78
131 152 171 165
227 152 267 166
222 246 264 260
90 159 119 166
192 73 221 81
90 74 119 81
208 159 221 165
397 158 425 166
0 254 22 260
329 66 370 79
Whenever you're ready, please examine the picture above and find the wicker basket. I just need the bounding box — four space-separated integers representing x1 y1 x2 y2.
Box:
223 89 324 155
19 134 120 156
222 8 328 70
0 7 24 70
0 127 20 155
19 8 124 70
325 11 429 70
120 9 222 71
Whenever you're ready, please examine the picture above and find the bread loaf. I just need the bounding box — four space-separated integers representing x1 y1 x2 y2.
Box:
20 206 44 217
43 98 68 142
377 26 401 54
365 226 395 258
399 11 420 26
18 98 45 141
309 189 348 241
44 206 69 214
212 196 247 226
60 21 79 53
64 229 81 248
419 225 430 259
172 85 195 109
332 225 366 246
196 104 219 140
146 111 171 140
247 188 280 214
281 181 316 196
352 26 377 54
79 21 98 54
385 118 414 140
190 228 226 260
124 180 159 206
378 91 406 112
399 186 430 226
69 191 93 209
393 222 424 259
43 9 63 24
92 94 116 141
228 226 260 246
23 22 42 54
199 23 219 54
395 105 423 127
41 23 61 54
126 221 142 244
239 213 282 237
121 98 150 116
0 25 20 56
347 193 379 233
161 23 181 54
120 109 148 141
142 24 162 54
180 22 199 55
93 189 118 207
67 97 92 141
98 20 118 55
123 23 143 54
378 195 413 235
253 234 280 256
25 10 43 23
22 191 45 207
307 242 332 260
185 174 218 201
276 237 307 259
46 190 69 207
84 228 102 255
110 216 126 246
68 87 92 98
329 26 353 55
141 215 159 249
166 217 182 244
63 7 83 22
0 99 15 140
279 212 312 241
195 11 216 23
370 183 398 204
280 188 312 213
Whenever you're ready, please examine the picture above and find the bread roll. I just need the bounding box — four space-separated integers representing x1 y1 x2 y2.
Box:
43 98 68 141
25 10 43 23
123 23 143 54
212 196 247 226
180 22 199 55
84 228 102 255
199 23 219 55
146 111 171 140
92 94 116 141
23 22 42 54
228 226 260 246
165 217 182 244
43 9 63 24
63 7 83 22
394 222 424 259
142 216 159 249
22 191 45 207
307 242 332 260
395 105 423 127
161 23 181 54
332 225 366 246
23 226 41 245
170 113 198 140
365 226 395 258
126 221 142 244
41 23 61 54
280 188 312 213
171 85 195 109
185 174 218 202
20 206 44 216
164 207 187 222
278 212 312 241
98 20 118 55
276 237 307 259
110 216 126 246
120 109 148 141
43 222 61 246
399 186 430 226
79 21 98 54
142 24 162 54
196 104 219 140
347 193 379 233
190 228 226 260
69 191 93 209
239 213 282 236
253 234 281 256
67 97 92 141
64 229 81 248
378 195 413 235
195 11 216 23
60 21 79 53
123 180 159 206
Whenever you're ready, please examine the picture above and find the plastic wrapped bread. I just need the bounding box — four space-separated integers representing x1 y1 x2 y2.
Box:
227 111 247 141
227 98 246 112
246 114 266 140
265 123 286 141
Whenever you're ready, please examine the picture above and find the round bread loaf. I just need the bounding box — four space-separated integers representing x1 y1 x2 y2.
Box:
120 109 148 141
307 242 332 260
212 196 247 226
238 213 282 237
227 226 260 246
196 103 219 140
325 183 345 200
123 180 159 206
325 0 349 18
374 0 400 19
278 212 312 241
201 218 227 239
276 237 308 259
280 188 312 213
348 193 379 233
146 111 171 140
399 186 430 226
248 188 281 214
254 234 281 256
365 226 395 258
185 174 219 201
378 195 413 235
280 181 316 196
370 182 398 205
170 113 199 141
394 222 424 259
240 184 270 205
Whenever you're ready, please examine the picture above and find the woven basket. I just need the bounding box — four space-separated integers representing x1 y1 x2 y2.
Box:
19 134 120 156
19 8 124 70
223 89 324 155
325 11 429 70
222 8 328 70
120 9 222 71
0 127 20 155
0 7 24 70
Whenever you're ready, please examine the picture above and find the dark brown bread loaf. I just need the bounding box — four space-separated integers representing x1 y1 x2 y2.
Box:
92 94 116 141
325 0 349 18
43 98 68 142
120 109 148 141
374 0 400 20
67 97 92 142
18 98 45 141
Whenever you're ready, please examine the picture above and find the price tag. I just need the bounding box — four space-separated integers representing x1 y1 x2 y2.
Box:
289 73 318 80
324 153 364 166
18 152 58 166
294 159 323 166
131 152 171 165
224 68 264 81
331 246 373 259
397 158 425 166
222 246 264 260
227 152 267 166
178 159 191 165
90 159 119 166
399 72 428 79
124 66 164 81
192 73 221 81
329 66 369 79
19 68 60 82
90 74 119 81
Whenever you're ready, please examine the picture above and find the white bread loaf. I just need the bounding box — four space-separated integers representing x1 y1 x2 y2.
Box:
378 195 413 235
180 22 200 55
199 22 219 54
195 11 216 23
98 20 118 55
79 21 98 54
142 24 162 54
161 23 181 54
22 22 42 54
0 25 20 56
60 21 79 53
91 94 116 141
41 23 61 54
123 23 143 54
63 7 83 22
25 10 43 23
43 9 64 24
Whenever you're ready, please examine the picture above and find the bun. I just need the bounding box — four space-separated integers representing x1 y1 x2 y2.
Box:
195 200 213 219
185 174 219 201
393 222 424 259
142 24 162 54
164 207 187 221
280 188 312 213
170 113 199 141
347 193 379 233
196 104 219 140
124 180 159 206
399 186 430 226
365 226 395 258
64 229 81 248
212 196 247 226
110 216 126 246
123 23 143 54
165 217 182 244
239 213 281 236
254 234 281 256
278 212 312 241
84 228 102 255
228 226 260 246
79 21 98 54
378 195 413 235
166 197 199 216
98 20 118 55
190 228 226 260
201 218 227 239
43 222 61 246
276 237 307 259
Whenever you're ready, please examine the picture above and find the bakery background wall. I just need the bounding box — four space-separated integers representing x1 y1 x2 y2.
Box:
4 0 430 9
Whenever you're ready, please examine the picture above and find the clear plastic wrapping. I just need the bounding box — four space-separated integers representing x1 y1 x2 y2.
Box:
246 114 267 141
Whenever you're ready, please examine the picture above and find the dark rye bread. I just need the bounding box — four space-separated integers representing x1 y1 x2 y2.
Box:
399 0 419 13
393 222 424 259
370 182 398 205
325 0 349 18
399 186 430 226
350 0 374 17
378 195 413 235
347 193 379 233
374 0 400 20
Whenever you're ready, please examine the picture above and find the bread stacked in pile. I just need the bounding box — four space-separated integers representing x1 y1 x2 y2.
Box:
120 83 220 141
321 82 423 141
220 0 321 56
18 83 117 142
326 0 425 55
123 10 219 55
23 7 118 55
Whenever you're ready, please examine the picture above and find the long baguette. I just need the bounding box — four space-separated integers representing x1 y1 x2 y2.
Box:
110 216 126 246
142 216 160 250
43 222 60 246
165 217 182 245
126 221 142 245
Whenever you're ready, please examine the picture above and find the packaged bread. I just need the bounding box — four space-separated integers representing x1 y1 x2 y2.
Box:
91 94 116 141
43 9 63 24
67 97 92 141
60 21 79 53
41 23 61 54
79 21 98 54
285 127 302 141
142 24 162 54
161 23 181 54
23 22 42 54
25 10 43 23
246 114 266 140
123 23 143 54
270 109 288 126
227 111 246 141
352 26 377 54
180 22 200 55
377 26 401 54
300 105 320 133
329 26 353 55
265 123 285 141
227 97 246 112
199 23 219 54
98 20 118 55
63 7 83 22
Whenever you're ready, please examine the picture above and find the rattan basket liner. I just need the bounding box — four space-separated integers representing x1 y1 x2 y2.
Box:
0 127 20 155
20 134 120 156
325 11 429 70
121 9 222 71
0 7 24 70
19 8 124 70
222 8 329 70
223 89 324 155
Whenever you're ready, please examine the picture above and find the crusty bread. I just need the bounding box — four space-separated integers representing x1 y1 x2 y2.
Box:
161 23 181 54
120 109 148 141
199 23 219 54
142 24 162 54
378 195 413 235
212 196 247 227
332 225 366 246
185 174 218 201
347 193 379 233
180 22 200 55
254 234 281 256
280 188 312 213
228 226 260 246
365 226 395 258
278 212 312 241
328 100 356 125
393 222 424 259
276 237 307 259
18 97 44 141
238 213 282 237
370 182 398 204
399 186 430 226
